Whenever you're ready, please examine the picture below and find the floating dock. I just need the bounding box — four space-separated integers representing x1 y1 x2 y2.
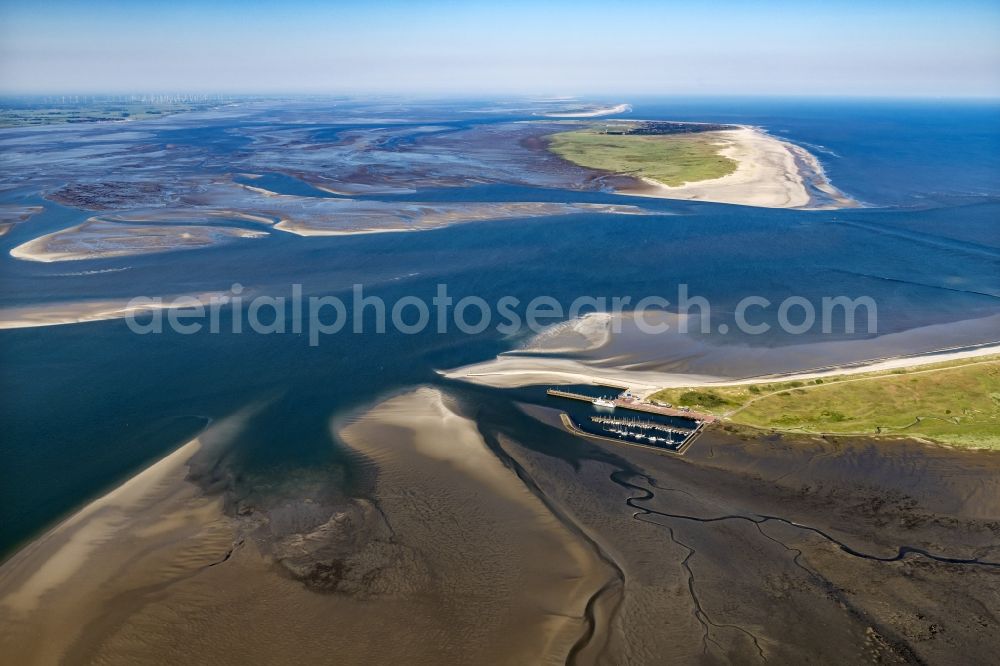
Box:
559 414 702 455
591 415 692 437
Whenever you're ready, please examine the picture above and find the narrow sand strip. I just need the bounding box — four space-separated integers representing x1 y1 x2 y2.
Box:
0 290 239 329
444 341 1000 394
442 311 1000 394
542 103 632 118
9 221 267 263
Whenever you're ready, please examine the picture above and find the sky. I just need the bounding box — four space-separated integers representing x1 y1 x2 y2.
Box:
1 0 999 97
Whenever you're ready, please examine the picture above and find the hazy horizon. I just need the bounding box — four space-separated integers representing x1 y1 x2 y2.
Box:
3 92 1000 101
2 0 998 98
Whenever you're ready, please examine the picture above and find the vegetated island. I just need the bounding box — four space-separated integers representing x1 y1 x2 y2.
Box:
648 354 1000 450
547 120 857 209
549 121 741 185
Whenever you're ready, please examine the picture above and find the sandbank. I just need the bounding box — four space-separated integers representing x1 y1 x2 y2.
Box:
0 389 613 664
542 103 632 118
0 290 239 329
0 205 43 236
522 311 613 353
10 218 267 262
273 201 651 236
0 437 234 665
336 387 612 662
442 311 1000 394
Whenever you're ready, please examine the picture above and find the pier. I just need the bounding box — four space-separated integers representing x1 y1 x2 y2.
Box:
545 387 716 423
545 388 607 403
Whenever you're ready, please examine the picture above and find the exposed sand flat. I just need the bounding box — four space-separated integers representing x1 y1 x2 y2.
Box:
523 311 613 353
542 103 632 118
0 204 43 236
273 201 651 236
336 387 612 663
442 356 718 392
0 437 235 666
442 311 722 390
720 340 1000 384
622 127 854 209
0 390 610 665
308 181 418 196
442 311 1000 392
29 184 653 242
445 338 1000 393
2 364 996 665
10 217 267 262
0 290 238 329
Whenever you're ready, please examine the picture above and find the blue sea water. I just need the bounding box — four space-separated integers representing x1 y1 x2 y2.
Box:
0 97 998 555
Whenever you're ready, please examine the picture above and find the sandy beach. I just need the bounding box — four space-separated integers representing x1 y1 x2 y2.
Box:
0 290 240 329
442 311 1000 393
446 337 1000 394
620 127 854 209
542 103 632 118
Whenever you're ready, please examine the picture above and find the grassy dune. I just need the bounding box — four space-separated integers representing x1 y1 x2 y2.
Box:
649 355 1000 449
547 129 738 187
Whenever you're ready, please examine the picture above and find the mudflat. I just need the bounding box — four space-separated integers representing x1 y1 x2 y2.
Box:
2 385 997 664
